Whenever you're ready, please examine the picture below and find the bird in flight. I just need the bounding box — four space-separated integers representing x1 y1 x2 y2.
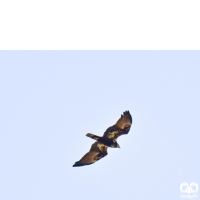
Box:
73 111 132 167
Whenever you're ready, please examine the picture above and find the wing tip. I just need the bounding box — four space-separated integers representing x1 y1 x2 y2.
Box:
73 162 94 167
73 164 79 167
123 110 130 114
122 110 132 123
73 162 82 167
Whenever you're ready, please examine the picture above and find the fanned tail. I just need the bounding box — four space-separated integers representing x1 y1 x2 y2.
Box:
86 133 100 140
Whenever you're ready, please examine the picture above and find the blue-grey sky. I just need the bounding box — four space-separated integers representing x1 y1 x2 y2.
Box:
0 51 199 200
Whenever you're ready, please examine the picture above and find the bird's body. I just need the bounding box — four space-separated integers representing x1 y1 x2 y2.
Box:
85 133 119 147
73 111 132 167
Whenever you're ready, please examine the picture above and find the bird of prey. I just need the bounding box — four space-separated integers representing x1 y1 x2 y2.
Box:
73 111 132 167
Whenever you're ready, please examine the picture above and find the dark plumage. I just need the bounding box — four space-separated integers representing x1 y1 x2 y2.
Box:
73 111 132 167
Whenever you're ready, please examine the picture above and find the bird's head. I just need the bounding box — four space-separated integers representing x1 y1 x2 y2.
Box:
111 142 120 148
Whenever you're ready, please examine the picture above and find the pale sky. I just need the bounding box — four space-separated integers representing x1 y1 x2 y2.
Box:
0 51 199 200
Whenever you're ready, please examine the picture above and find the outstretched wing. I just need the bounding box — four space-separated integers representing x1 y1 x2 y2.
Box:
103 111 132 140
73 142 108 167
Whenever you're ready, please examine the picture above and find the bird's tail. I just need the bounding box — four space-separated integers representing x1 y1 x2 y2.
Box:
86 133 101 140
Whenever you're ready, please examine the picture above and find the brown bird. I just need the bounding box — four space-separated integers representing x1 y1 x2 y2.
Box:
73 111 132 167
